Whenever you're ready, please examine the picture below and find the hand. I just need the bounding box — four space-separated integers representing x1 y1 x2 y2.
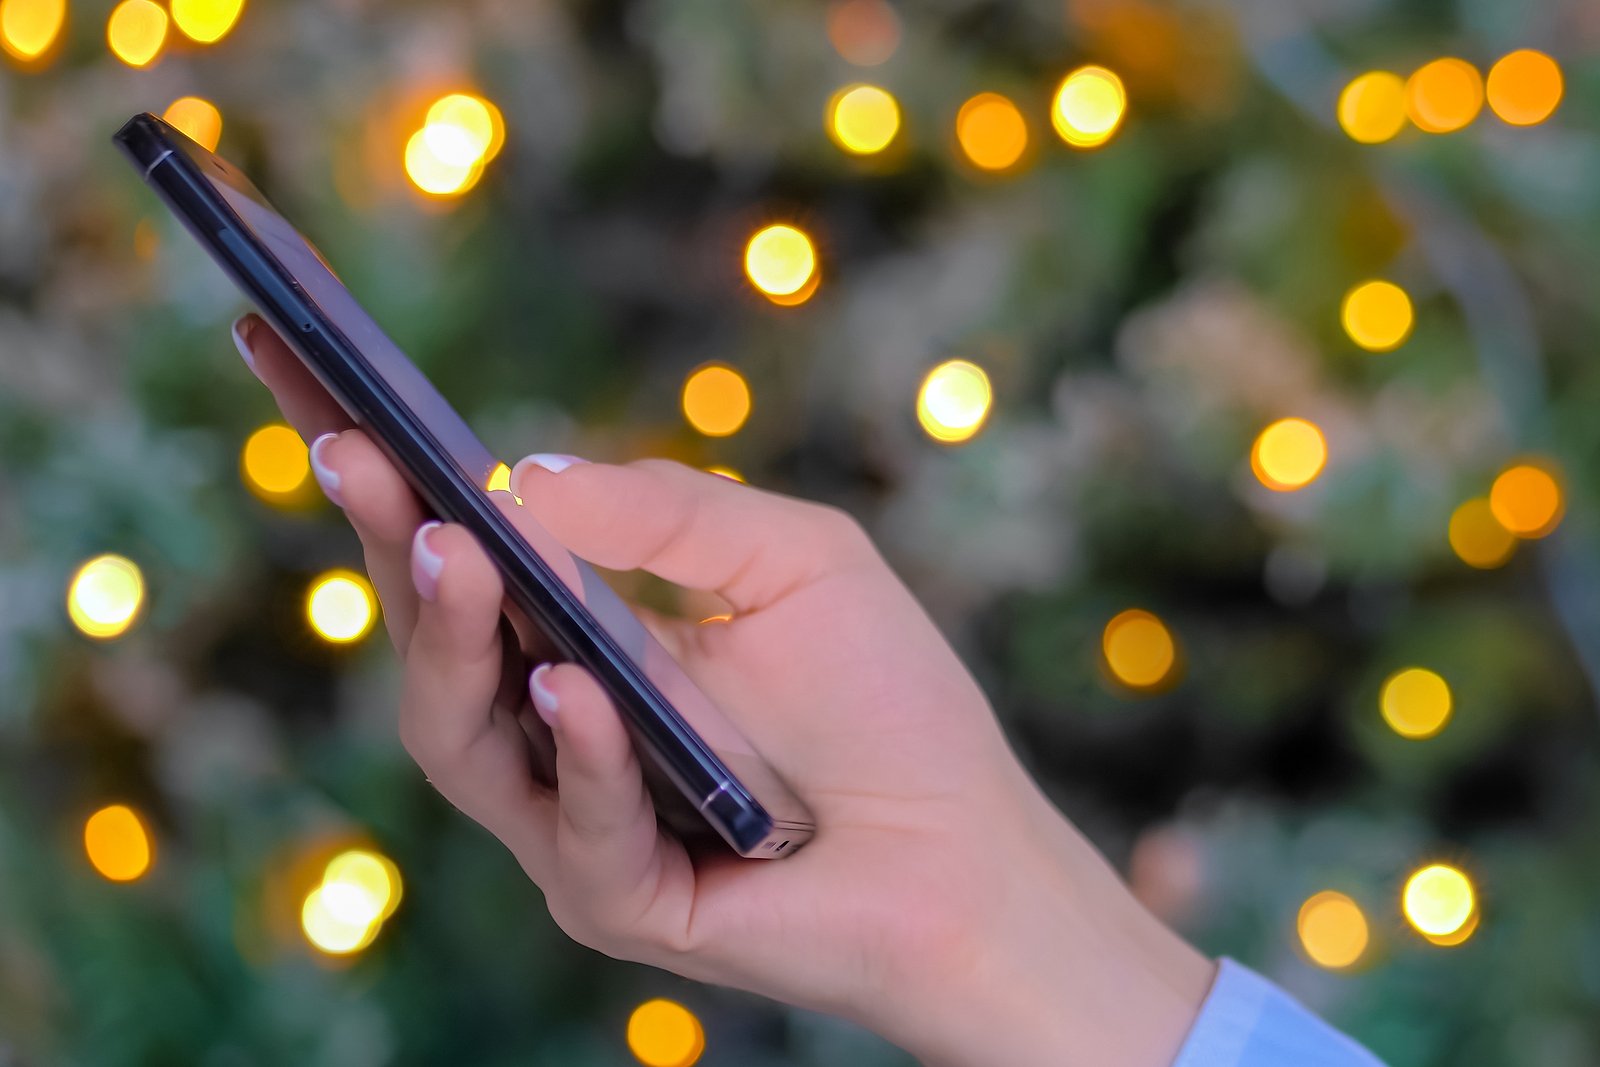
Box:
235 314 1215 1067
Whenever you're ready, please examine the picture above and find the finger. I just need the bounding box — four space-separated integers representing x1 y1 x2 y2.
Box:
231 314 351 439
401 521 555 866
512 456 874 612
529 662 690 928
308 429 430 652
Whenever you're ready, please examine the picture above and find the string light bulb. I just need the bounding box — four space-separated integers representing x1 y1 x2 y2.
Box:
916 359 992 444
1 0 66 62
744 224 818 302
627 999 705 1067
1489 462 1563 538
67 554 145 640
84 804 154 882
1448 498 1515 569
1406 58 1484 133
241 423 310 502
163 96 223 152
828 84 901 155
1403 863 1477 944
306 570 377 644
106 0 167 68
1102 609 1177 691
1380 668 1453 740
169 0 244 44
1251 418 1327 492
956 92 1028 172
1486 50 1563 126
1337 71 1407 144
681 364 752 437
1051 65 1127 149
1341 280 1414 352
1297 891 1369 969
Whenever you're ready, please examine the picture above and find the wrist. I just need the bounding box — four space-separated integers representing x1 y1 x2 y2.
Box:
866 789 1215 1067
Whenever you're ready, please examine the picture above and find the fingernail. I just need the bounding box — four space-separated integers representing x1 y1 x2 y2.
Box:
529 663 559 727
411 521 444 601
511 453 588 486
308 432 345 506
231 316 258 376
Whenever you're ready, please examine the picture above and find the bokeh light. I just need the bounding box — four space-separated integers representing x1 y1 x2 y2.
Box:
84 804 153 882
162 96 223 152
67 554 145 640
705 465 745 483
1 0 66 62
1251 418 1327 492
1486 50 1563 127
744 224 817 300
681 363 752 437
1448 497 1516 569
1405 58 1484 134
825 0 899 67
1051 65 1127 149
1297 891 1369 969
106 0 167 68
956 92 1028 172
827 84 900 155
1341 280 1414 352
1102 609 1177 691
301 884 380 955
404 128 483 198
1489 462 1563 538
1380 667 1453 740
916 359 992 444
1337 71 1407 144
241 423 310 501
169 0 243 44
324 849 402 923
1403 863 1476 940
626 999 705 1067
424 92 506 166
306 570 376 644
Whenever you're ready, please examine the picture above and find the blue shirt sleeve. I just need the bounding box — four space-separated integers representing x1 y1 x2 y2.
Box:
1170 958 1387 1067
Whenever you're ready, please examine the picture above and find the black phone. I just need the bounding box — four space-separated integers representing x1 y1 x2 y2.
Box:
114 112 814 859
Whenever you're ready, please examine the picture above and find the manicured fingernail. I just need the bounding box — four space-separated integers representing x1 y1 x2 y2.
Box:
308 432 345 506
411 521 444 601
511 452 588 485
231 315 259 375
529 663 559 727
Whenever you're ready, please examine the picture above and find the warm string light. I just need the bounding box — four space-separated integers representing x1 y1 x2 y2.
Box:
682 364 752 437
67 554 145 639
241 424 310 502
1380 667 1452 740
1297 891 1369 969
169 0 244 44
1341 53 1560 142
1341 280 1414 352
1 0 65 62
1337 71 1407 145
1051 65 1127 149
106 0 167 67
404 92 505 199
916 359 992 443
163 96 223 151
1102 609 1177 691
1402 863 1477 945
1489 461 1563 539
627 999 705 1067
1448 497 1516 569
1251 418 1327 492
1485 50 1562 126
301 848 402 955
744 224 818 304
825 0 900 67
828 83 901 155
1405 58 1484 134
956 92 1029 172
704 465 745 483
84 804 154 882
306 570 377 644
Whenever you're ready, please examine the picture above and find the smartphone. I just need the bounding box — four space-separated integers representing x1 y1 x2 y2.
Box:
114 112 814 859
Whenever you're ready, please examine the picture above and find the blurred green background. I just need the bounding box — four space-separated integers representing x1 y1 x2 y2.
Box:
3 0 1599 1064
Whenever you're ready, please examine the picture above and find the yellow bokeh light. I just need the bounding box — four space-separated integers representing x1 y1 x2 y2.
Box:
1489 462 1563 538
106 0 168 68
705 465 745 483
169 0 243 44
1403 863 1475 938
323 849 402 923
84 804 153 882
956 92 1029 172
67 554 145 640
1051 65 1127 149
486 461 524 503
1337 71 1407 145
1423 907 1479 947
1448 497 1515 570
1380 667 1453 740
1486 50 1563 127
627 999 705 1067
1102 609 1177 691
1297 891 1369 969
828 84 901 155
744 223 817 299
404 128 483 198
916 359 992 444
825 0 900 67
306 570 376 644
241 423 310 501
1251 418 1327 492
1341 280 1414 353
1406 58 1483 134
1 0 66 62
681 363 752 437
301 884 380 955
424 92 505 167
162 96 223 152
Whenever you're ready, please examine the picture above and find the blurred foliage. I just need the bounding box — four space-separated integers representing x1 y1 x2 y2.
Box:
3 0 1600 1064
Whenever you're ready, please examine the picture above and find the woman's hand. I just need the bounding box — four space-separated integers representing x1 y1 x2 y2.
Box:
235 314 1214 1067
